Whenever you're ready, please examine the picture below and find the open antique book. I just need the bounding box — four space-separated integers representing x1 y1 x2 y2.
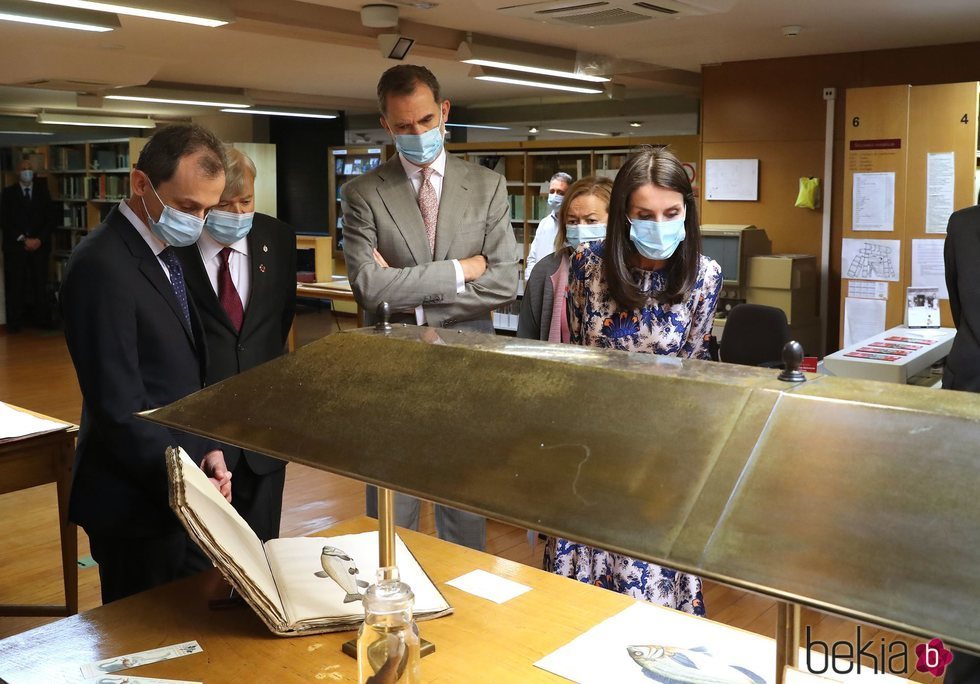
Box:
166 447 453 636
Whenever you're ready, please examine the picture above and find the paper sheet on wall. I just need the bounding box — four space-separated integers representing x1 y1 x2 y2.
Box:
844 297 887 347
847 280 889 300
925 151 955 233
852 172 895 231
705 158 758 200
911 238 949 299
841 238 900 282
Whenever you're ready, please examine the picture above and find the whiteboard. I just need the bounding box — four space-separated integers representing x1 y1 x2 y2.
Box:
705 158 759 201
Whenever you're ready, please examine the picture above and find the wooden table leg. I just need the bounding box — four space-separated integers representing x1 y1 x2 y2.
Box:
56 438 78 615
287 320 297 352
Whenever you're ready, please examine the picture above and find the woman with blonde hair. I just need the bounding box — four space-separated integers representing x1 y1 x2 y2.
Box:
517 176 612 341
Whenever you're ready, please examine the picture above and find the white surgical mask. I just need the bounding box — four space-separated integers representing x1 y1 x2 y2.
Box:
19 169 33 184
206 209 254 244
141 182 206 248
565 223 606 248
628 215 686 260
547 192 564 211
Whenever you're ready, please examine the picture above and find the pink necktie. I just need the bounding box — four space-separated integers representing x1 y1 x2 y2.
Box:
418 167 438 256
218 247 244 333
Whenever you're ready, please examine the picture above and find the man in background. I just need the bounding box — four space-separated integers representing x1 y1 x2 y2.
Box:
1 158 56 331
177 146 296 542
62 123 232 603
524 171 572 280
940 203 980 683
342 64 518 550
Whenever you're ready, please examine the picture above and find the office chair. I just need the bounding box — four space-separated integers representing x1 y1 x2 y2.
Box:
716 304 793 367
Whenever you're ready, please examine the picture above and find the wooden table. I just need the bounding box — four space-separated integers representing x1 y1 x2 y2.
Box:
290 279 364 351
0 517 648 683
0 407 78 618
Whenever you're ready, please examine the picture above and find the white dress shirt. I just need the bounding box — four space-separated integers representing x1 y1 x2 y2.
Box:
397 148 466 324
524 211 559 280
196 229 251 309
119 200 175 283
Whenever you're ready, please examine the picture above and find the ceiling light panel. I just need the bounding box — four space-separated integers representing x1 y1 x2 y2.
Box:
25 0 234 27
38 111 156 128
0 0 119 31
220 108 337 119
105 86 252 108
459 38 610 83
469 66 604 95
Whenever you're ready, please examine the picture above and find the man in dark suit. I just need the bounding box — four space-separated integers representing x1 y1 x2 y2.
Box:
61 124 233 603
943 205 980 392
1 158 56 331
176 146 296 542
941 204 980 682
342 65 518 550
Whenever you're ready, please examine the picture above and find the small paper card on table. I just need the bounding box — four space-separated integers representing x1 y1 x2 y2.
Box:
445 569 532 604
80 641 203 678
88 677 202 684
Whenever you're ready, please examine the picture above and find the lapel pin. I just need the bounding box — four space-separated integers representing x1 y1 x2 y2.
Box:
262 245 268 253
259 263 267 273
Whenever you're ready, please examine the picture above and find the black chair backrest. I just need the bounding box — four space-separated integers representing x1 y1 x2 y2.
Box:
720 304 792 366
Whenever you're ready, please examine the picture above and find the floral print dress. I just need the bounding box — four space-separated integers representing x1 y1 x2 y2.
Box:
543 239 723 616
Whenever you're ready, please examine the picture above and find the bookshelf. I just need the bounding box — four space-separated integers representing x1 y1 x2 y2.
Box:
327 144 390 259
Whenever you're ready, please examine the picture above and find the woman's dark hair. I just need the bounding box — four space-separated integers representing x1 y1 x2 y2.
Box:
136 123 226 187
604 145 700 308
377 64 442 115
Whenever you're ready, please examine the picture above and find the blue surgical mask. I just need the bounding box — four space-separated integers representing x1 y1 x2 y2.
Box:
629 215 686 260
141 182 206 248
547 192 564 211
205 209 254 244
394 115 444 166
565 223 606 248
19 169 33 184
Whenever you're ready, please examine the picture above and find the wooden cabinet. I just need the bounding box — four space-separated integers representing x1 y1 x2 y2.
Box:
840 82 979 345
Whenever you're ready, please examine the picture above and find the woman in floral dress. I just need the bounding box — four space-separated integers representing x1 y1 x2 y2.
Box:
544 147 722 616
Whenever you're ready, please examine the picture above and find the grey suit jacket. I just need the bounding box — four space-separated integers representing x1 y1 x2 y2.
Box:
341 154 518 330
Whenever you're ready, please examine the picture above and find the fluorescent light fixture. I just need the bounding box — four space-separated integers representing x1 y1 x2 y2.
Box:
0 130 54 135
106 86 251 108
220 107 337 119
0 0 119 31
459 38 610 83
24 0 234 27
37 112 156 128
445 123 510 131
469 66 604 95
546 128 610 137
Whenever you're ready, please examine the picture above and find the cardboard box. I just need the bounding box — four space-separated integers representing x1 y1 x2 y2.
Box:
747 254 817 290
746 286 817 324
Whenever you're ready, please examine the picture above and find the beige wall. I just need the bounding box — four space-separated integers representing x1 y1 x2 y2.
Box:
701 41 980 352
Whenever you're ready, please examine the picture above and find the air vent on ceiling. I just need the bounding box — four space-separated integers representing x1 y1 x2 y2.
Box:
499 0 734 26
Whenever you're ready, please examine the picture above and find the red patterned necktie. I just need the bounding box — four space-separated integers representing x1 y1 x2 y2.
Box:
218 247 244 332
418 167 438 256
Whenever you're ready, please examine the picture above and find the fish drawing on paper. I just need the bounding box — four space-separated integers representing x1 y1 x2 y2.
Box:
314 545 370 603
626 645 767 684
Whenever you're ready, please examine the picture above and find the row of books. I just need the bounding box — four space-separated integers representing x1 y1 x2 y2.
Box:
54 174 127 200
61 203 87 229
49 147 85 170
334 157 381 176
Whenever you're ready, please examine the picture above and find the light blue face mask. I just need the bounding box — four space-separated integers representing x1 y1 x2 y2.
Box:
205 209 254 245
547 192 564 211
19 169 33 184
628 214 686 260
394 114 445 166
565 223 606 248
141 182 206 248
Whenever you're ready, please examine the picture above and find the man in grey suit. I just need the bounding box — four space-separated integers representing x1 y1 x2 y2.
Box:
341 64 518 550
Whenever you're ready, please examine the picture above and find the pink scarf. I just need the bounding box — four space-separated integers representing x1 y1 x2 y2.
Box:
547 253 571 343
